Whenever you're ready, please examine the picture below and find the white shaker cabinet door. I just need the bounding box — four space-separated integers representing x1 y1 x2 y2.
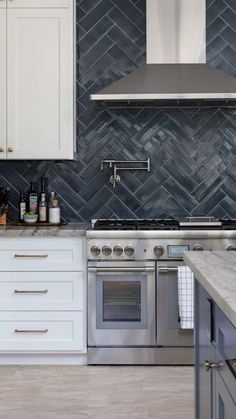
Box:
0 0 6 8
0 8 6 159
7 6 74 160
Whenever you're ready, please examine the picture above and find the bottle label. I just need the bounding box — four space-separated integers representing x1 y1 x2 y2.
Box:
20 203 26 220
29 196 38 213
39 207 47 222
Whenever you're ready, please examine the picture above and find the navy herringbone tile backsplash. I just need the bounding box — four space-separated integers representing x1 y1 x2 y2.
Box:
1 0 236 222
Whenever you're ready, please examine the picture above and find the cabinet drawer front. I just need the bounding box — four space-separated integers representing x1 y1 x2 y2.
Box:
0 312 84 351
0 238 84 271
0 272 84 311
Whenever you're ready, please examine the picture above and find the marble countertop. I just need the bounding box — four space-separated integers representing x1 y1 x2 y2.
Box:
0 223 90 237
184 251 236 328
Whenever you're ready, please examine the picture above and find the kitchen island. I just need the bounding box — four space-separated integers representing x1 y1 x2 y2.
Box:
184 251 236 419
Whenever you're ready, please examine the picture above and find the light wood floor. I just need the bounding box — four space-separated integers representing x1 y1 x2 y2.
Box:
0 366 194 419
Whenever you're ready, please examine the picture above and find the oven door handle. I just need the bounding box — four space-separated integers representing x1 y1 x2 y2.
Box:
158 266 179 273
88 267 155 273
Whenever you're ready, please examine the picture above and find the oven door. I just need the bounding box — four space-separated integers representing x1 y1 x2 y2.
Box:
156 261 193 346
88 262 156 347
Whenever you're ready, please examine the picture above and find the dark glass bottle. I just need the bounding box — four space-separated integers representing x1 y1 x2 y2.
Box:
19 191 26 222
28 182 38 214
41 177 46 194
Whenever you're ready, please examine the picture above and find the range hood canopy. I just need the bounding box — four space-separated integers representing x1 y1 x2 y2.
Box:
90 0 236 108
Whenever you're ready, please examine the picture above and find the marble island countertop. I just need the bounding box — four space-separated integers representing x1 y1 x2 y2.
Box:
0 223 90 237
184 251 236 328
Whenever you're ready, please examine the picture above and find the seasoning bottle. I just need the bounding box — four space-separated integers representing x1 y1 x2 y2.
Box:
19 191 26 222
49 192 60 224
28 182 38 214
39 193 47 223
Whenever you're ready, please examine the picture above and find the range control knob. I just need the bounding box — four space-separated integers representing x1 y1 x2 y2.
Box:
90 246 101 257
113 246 123 257
193 244 204 251
154 246 164 258
102 246 112 256
227 245 236 251
124 246 135 257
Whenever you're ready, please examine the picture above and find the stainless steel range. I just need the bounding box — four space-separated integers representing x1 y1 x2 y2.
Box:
87 217 236 365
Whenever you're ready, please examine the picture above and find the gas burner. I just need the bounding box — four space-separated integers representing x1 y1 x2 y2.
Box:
93 220 137 230
92 219 179 230
137 219 179 230
221 220 236 230
92 217 236 231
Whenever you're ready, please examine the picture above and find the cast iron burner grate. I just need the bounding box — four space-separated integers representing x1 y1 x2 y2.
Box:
221 220 236 230
137 219 179 230
93 219 180 230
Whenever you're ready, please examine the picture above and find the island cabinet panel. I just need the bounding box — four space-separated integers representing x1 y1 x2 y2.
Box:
195 281 215 419
215 370 236 419
196 281 236 419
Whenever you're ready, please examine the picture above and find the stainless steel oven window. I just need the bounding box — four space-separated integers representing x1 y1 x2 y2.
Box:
96 275 147 329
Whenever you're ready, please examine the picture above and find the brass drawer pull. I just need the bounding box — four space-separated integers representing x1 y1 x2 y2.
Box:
0 147 4 153
7 147 14 152
14 254 48 259
14 290 48 294
15 329 48 334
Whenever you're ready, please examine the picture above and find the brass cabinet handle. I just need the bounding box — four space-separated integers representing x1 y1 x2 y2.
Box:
15 329 48 334
14 289 48 294
204 360 222 371
0 147 4 153
14 254 48 259
8 148 14 152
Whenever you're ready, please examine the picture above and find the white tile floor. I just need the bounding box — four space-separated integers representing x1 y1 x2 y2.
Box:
0 366 194 419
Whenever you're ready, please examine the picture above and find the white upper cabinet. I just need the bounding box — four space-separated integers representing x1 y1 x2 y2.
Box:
7 1 70 8
0 1 6 8
0 8 6 159
0 0 74 160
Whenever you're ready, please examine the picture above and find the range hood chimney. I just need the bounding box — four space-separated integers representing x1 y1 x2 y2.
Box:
90 0 236 108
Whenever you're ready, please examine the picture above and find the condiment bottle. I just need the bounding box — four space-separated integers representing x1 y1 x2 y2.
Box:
39 193 47 222
19 191 26 222
49 192 60 224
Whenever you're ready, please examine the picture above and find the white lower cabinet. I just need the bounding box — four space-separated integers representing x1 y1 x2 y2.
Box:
0 271 84 311
0 312 84 351
0 237 87 364
0 237 83 271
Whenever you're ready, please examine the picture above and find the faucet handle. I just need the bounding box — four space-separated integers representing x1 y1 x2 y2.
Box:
110 174 120 188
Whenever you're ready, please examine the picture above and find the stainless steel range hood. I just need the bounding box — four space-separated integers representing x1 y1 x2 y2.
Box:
90 0 236 108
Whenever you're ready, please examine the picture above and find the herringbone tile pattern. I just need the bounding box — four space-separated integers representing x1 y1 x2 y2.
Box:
0 0 236 222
